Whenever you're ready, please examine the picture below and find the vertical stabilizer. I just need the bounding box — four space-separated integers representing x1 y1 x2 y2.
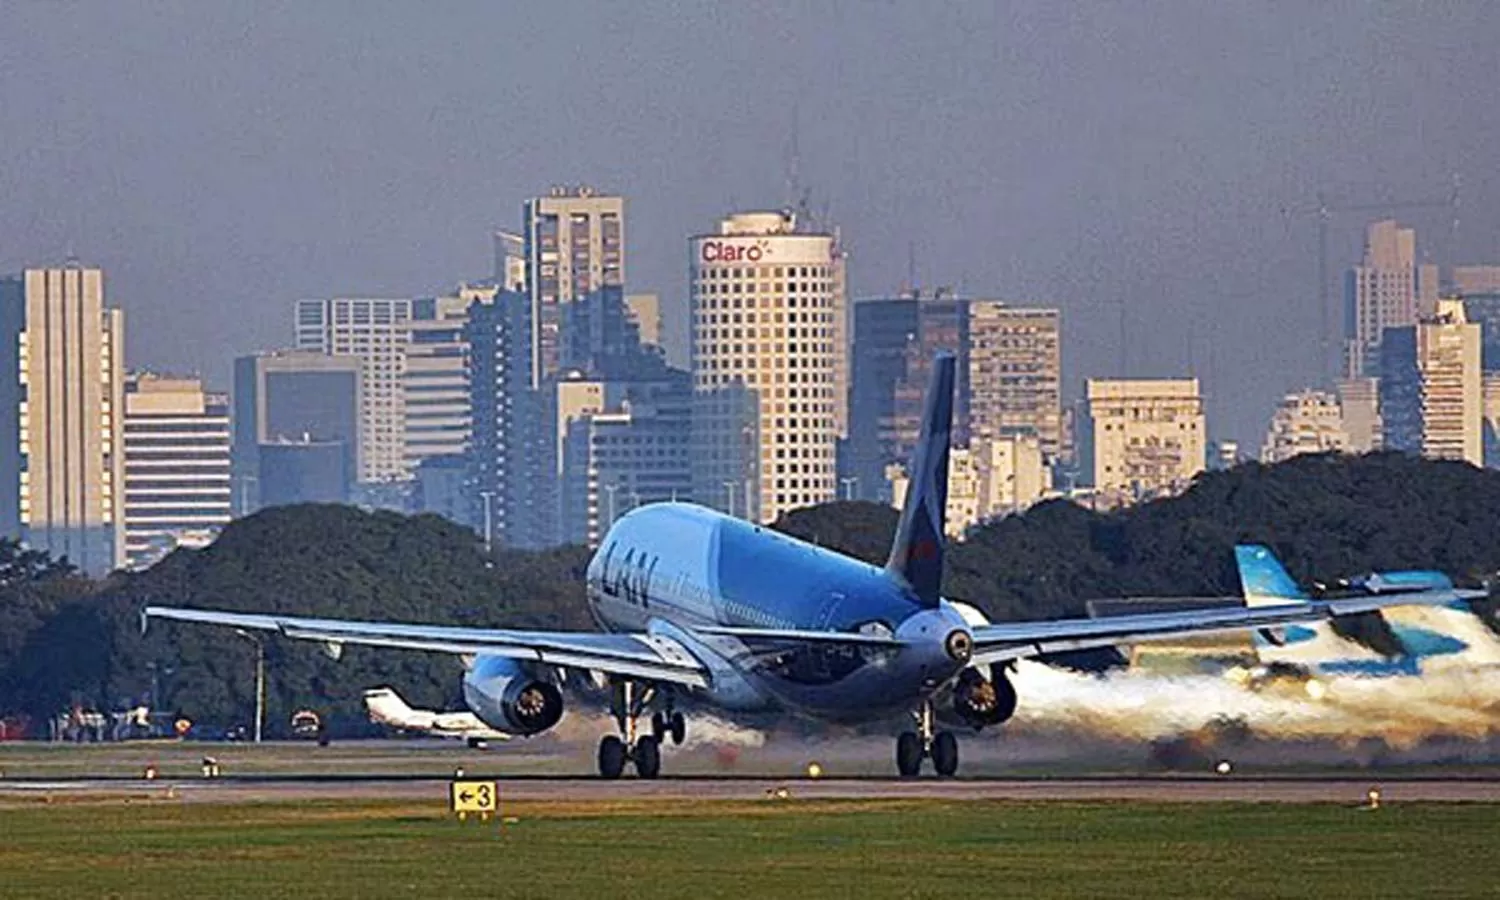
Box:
885 353 955 607
1234 544 1309 606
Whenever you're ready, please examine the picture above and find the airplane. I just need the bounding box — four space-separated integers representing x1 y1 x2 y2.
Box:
143 353 1471 778
363 686 511 747
1232 544 1494 689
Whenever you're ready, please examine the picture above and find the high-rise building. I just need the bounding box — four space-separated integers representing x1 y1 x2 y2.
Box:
1084 378 1205 506
1483 373 1500 468
690 211 842 523
1344 220 1439 379
231 350 363 512
466 289 544 549
523 187 625 387
122 374 231 569
1453 266 1500 296
1259 389 1348 463
295 298 413 482
848 292 969 502
887 434 1049 537
1335 377 1382 453
493 230 527 292
0 266 126 574
967 302 1062 458
558 375 692 547
404 285 492 472
625 293 663 351
1379 298 1482 465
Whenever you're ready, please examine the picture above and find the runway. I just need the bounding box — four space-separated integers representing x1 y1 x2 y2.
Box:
5 774 1500 804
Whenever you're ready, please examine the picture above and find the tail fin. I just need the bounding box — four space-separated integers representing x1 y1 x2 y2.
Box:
885 353 955 607
1234 544 1309 607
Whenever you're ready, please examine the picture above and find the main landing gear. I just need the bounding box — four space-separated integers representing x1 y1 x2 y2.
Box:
896 700 959 777
597 682 685 779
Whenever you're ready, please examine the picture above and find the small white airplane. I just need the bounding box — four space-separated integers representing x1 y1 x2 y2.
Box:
145 353 1469 778
363 686 510 747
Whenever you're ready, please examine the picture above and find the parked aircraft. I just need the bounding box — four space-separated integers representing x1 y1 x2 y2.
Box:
145 354 1468 777
1235 544 1496 685
363 687 510 747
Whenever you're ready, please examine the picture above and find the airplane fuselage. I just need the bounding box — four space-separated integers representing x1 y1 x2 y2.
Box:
583 502 971 723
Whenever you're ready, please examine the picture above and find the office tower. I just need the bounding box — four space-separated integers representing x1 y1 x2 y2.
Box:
1379 299 1482 465
231 350 363 512
0 267 125 574
523 187 625 387
466 290 543 549
690 210 841 523
405 284 492 472
493 230 526 292
1343 220 1439 378
122 374 231 569
968 302 1062 458
888 433 1048 537
848 292 970 502
1084 379 1205 506
1259 390 1348 463
295 298 413 482
1335 377 1382 453
558 374 692 547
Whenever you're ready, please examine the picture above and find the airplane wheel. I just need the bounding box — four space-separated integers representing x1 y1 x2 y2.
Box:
669 712 686 746
598 735 627 779
895 731 923 777
651 711 667 742
932 731 959 777
634 735 662 779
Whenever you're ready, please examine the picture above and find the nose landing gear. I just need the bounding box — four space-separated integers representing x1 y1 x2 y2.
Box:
895 700 959 777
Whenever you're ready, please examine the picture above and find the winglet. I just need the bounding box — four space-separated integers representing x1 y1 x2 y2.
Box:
885 353 955 608
1234 544 1309 607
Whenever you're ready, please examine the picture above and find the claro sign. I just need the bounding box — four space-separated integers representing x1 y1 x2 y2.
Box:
699 239 771 263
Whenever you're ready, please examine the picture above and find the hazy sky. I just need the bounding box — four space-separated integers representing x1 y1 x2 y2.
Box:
3 2 1498 444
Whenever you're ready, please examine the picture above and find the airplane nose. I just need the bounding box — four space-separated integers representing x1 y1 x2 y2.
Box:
944 629 973 663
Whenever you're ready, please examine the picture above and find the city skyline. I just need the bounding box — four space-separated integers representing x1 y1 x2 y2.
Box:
4 4 1499 447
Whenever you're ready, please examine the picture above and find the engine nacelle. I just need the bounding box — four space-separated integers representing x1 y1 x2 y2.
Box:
951 665 1018 729
462 656 564 736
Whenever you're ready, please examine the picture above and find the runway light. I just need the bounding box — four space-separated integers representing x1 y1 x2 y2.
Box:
454 767 465 778
1366 787 1382 810
806 762 823 779
1215 760 1232 776
143 764 157 781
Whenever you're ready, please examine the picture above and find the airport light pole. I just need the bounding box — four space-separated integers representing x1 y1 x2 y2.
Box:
235 629 265 743
602 483 620 530
840 477 859 501
721 480 737 518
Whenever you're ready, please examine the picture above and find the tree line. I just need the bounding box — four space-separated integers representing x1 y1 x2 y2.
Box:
1 452 1497 736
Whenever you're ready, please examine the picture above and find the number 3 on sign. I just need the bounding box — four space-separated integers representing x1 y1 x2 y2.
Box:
451 780 499 819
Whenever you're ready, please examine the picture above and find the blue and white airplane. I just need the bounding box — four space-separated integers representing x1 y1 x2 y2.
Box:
1235 544 1496 682
144 355 1467 778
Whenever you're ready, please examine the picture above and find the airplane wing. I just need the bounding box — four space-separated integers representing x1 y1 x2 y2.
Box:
144 606 710 688
969 589 1487 665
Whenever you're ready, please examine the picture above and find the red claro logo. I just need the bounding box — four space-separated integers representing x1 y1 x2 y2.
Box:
701 240 771 263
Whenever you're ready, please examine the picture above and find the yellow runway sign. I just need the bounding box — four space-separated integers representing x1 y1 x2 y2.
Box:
450 780 498 817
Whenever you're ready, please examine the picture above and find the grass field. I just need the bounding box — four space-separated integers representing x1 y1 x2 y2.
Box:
0 798 1493 899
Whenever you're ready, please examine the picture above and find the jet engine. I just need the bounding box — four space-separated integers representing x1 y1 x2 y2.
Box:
950 664 1018 729
462 655 564 736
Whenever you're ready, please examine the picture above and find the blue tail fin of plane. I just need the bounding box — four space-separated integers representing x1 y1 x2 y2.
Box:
885 353 955 608
1235 544 1309 606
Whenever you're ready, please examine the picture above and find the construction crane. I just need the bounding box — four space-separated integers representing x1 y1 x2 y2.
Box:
1282 175 1461 383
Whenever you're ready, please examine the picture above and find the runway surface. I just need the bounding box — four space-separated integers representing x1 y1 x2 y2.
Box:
5 773 1499 804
